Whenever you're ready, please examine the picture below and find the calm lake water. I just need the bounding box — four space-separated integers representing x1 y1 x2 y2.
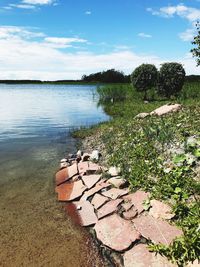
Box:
0 84 108 267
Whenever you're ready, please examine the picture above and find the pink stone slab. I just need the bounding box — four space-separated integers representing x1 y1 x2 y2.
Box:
97 199 123 219
187 260 200 267
64 200 97 226
102 188 129 200
121 201 133 211
81 174 102 189
91 193 109 209
56 180 87 202
123 190 150 214
94 214 140 251
123 244 176 267
133 215 183 246
55 167 69 186
123 206 138 220
150 104 181 116
149 199 175 220
80 180 110 200
67 163 78 178
78 161 101 175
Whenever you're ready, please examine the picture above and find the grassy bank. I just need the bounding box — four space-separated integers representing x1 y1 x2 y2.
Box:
73 82 200 266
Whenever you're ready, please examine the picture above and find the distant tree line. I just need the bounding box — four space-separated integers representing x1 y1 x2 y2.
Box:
81 69 130 83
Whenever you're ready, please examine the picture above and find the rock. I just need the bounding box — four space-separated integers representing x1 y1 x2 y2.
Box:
60 158 67 163
187 260 200 267
82 153 90 161
121 201 133 211
123 206 138 220
68 163 78 178
123 244 176 267
149 199 175 220
150 104 182 116
108 166 121 177
80 180 110 200
77 150 83 157
107 177 127 188
91 193 109 209
102 188 129 199
56 180 87 201
55 167 70 186
64 200 97 226
60 162 69 169
78 161 101 176
135 112 149 119
123 190 150 214
94 214 140 251
90 150 100 161
81 174 102 189
187 136 199 147
97 199 123 219
133 214 183 245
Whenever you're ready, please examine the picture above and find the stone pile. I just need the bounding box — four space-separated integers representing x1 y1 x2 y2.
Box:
55 150 185 266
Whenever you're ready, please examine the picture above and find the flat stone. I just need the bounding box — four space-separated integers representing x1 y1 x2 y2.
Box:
123 190 150 214
150 104 182 116
78 161 101 175
187 260 200 267
121 201 133 211
102 188 129 199
55 167 69 186
97 199 123 219
107 177 127 188
133 215 183 245
108 166 121 177
68 163 78 178
64 200 97 226
81 174 102 189
91 193 109 209
56 180 87 201
123 206 138 220
94 214 140 251
123 244 176 267
135 112 149 119
149 199 175 220
80 180 110 200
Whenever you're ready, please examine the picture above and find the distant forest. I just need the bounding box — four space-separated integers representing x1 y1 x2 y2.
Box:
0 69 199 84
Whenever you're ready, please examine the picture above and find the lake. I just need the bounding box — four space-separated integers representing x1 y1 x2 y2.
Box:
0 84 109 267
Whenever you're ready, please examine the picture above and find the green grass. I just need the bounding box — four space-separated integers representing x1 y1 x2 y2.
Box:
74 81 200 266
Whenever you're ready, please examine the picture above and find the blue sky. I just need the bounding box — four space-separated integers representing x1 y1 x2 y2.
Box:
0 0 199 80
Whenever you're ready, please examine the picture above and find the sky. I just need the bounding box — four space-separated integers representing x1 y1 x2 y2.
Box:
0 0 199 80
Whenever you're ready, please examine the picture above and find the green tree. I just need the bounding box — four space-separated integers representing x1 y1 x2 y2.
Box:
191 21 200 66
131 64 158 100
157 62 185 98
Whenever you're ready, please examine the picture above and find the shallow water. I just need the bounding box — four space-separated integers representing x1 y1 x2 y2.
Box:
0 84 108 267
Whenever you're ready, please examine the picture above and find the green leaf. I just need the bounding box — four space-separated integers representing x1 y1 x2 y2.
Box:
173 154 187 164
193 149 200 158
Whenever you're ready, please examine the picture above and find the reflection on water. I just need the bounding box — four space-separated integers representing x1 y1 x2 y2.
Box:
0 84 108 267
0 84 108 141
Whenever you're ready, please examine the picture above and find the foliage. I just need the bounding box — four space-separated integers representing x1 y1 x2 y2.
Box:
191 21 200 66
157 62 186 98
131 64 158 100
81 69 130 83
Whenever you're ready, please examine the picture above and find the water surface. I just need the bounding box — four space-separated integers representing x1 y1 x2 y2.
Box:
0 84 108 267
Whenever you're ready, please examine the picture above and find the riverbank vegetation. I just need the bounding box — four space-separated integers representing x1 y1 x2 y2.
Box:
73 69 200 266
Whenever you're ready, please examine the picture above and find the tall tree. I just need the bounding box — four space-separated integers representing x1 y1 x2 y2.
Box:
191 21 200 66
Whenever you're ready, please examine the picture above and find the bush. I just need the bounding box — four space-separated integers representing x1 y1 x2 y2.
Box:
131 64 158 100
157 62 185 98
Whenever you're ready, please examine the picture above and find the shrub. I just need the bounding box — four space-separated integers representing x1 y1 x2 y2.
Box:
191 21 200 66
131 64 158 100
157 62 186 98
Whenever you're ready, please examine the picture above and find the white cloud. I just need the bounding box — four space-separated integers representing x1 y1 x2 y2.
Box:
138 33 152 38
22 0 55 5
0 25 198 80
45 37 87 45
85 11 91 15
147 4 200 22
179 28 196 41
9 4 36 9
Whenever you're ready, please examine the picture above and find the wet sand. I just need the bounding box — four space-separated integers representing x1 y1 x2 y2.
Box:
0 141 104 267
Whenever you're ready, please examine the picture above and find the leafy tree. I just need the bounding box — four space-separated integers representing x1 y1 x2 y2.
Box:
157 62 185 98
131 64 158 100
81 69 127 83
191 21 200 66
